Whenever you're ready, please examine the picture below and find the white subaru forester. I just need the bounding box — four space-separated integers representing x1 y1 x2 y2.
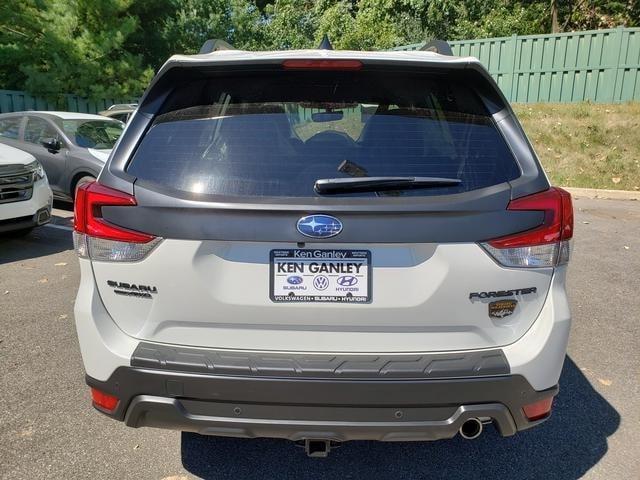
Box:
73 42 572 457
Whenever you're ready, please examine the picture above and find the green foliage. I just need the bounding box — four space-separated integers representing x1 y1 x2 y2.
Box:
161 0 264 54
261 0 317 49
0 0 153 102
312 1 402 50
0 0 637 99
452 3 548 39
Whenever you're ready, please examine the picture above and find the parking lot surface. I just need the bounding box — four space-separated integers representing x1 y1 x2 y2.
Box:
1 198 638 480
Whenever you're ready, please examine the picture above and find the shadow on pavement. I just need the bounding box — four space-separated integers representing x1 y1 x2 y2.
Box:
0 200 74 264
181 357 619 480
53 199 74 212
0 224 73 264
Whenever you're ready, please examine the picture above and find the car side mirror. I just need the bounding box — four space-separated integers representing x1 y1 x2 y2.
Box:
41 137 61 152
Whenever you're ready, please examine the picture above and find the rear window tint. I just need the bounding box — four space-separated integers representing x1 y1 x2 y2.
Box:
127 70 520 198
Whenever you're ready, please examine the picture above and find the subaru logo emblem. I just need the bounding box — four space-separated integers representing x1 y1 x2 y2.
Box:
296 214 343 238
287 276 303 285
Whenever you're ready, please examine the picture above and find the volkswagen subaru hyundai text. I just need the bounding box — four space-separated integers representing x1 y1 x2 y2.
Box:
73 43 573 457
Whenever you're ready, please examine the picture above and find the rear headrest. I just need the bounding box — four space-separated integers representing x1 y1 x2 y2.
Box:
360 113 424 146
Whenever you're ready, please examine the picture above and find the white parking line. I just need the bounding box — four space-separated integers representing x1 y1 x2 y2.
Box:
43 223 74 232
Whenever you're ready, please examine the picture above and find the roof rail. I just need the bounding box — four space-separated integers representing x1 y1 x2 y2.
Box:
199 39 234 54
420 39 453 56
318 34 333 50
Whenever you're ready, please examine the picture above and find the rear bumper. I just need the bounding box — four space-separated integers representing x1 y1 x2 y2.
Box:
87 367 556 442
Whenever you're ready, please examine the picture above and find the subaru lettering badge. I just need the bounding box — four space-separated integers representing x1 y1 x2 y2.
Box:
296 214 343 239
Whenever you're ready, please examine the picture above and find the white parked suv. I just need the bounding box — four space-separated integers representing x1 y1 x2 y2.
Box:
0 143 52 234
73 42 573 457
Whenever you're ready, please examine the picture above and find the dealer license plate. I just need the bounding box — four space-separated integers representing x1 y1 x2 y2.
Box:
270 249 371 303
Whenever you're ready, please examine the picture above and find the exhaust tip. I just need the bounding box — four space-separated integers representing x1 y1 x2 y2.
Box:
459 418 483 440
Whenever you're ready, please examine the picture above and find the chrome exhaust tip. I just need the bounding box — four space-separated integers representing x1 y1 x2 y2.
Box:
459 418 483 440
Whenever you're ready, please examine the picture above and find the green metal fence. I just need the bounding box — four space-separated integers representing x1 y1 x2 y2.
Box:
395 27 640 103
0 90 137 114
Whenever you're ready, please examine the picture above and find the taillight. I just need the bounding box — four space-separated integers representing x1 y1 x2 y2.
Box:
73 181 161 262
481 188 573 268
523 397 554 421
90 387 119 413
282 59 363 70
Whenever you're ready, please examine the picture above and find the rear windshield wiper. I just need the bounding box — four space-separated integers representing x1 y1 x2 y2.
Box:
314 176 462 194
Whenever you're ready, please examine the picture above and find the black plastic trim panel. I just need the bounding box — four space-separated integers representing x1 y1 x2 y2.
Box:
86 367 557 436
124 397 520 441
101 189 544 243
131 342 510 379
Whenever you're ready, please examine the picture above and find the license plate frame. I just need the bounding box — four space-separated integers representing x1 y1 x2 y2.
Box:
270 249 371 303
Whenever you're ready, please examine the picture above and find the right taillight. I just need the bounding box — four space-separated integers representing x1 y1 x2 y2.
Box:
481 187 573 268
73 181 161 262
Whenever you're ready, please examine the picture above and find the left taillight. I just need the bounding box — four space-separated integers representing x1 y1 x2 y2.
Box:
481 187 573 268
73 181 161 262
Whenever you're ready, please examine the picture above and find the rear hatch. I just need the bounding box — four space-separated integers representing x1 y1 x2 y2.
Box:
83 56 557 353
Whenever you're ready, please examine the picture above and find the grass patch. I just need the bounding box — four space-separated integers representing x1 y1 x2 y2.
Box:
514 102 640 191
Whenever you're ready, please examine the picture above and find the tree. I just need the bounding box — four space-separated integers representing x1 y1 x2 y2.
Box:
160 0 264 54
556 0 637 31
124 0 177 69
315 0 404 50
0 0 153 101
261 0 318 49
1 0 638 100
551 0 560 32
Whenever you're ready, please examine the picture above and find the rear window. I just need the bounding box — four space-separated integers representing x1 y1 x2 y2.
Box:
127 69 520 198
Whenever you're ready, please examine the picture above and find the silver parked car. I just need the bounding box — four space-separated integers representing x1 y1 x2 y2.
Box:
99 103 138 123
0 111 124 201
72 43 573 457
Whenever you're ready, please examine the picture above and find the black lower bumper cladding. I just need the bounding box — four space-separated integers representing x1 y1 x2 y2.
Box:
0 207 50 233
86 361 557 442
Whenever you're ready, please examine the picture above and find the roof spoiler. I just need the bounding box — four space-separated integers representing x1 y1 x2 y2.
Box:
199 39 234 54
420 39 453 56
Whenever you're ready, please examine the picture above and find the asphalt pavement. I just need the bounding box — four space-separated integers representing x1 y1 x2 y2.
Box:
0 197 638 480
